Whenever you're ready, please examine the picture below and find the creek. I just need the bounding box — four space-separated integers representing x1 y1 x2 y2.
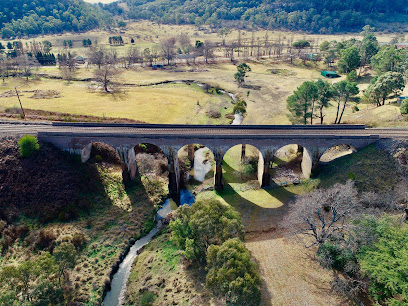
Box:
103 148 212 305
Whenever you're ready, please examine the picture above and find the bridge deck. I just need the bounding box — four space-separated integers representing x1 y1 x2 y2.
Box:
1 121 408 139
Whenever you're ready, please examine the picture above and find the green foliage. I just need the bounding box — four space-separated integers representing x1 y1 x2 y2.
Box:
53 242 77 284
292 40 310 54
206 238 261 306
140 290 156 306
358 217 408 303
371 46 408 74
234 63 251 87
0 252 64 304
400 99 408 115
338 46 361 74
0 0 110 38
366 71 405 106
233 99 247 115
346 70 358 82
113 0 407 33
286 81 318 124
170 199 244 262
332 80 359 124
18 135 40 158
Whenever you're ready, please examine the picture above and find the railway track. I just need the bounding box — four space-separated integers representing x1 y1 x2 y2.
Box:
1 121 408 139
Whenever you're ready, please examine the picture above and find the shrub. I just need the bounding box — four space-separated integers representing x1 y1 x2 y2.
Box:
346 70 358 82
140 290 156 306
170 199 244 262
18 135 40 158
206 238 261 306
400 99 408 114
71 232 88 250
35 229 57 251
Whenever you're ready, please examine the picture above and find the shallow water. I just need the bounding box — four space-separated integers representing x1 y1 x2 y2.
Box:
103 222 162 306
193 147 213 182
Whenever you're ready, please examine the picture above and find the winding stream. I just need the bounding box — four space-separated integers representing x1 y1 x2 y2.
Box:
103 149 213 305
103 222 162 306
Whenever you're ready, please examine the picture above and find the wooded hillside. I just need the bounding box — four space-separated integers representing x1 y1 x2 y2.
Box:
104 0 408 33
0 0 109 38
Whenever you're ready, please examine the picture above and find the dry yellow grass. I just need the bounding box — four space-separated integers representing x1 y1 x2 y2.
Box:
246 231 345 306
0 78 231 124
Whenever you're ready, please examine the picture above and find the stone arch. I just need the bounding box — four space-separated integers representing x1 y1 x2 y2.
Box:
273 144 306 183
221 144 263 189
177 144 215 186
319 144 357 163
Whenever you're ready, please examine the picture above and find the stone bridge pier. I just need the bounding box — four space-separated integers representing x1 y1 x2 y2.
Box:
161 146 182 203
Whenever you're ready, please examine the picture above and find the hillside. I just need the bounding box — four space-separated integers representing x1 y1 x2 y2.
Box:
0 0 110 38
104 0 407 33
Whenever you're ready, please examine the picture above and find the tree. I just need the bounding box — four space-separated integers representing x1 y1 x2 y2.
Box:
315 79 333 124
93 64 122 93
42 40 52 53
332 80 359 124
287 81 318 124
170 199 244 262
202 40 214 64
292 40 311 56
358 217 408 303
130 38 135 44
337 46 361 74
234 63 251 87
16 54 39 80
206 238 261 306
358 34 379 76
371 45 406 74
160 37 176 65
217 27 231 46
88 46 107 69
53 242 76 285
287 181 359 247
366 72 405 106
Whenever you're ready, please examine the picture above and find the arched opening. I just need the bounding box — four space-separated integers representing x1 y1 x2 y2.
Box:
89 142 121 165
272 144 305 185
320 144 357 163
133 143 169 205
222 144 261 188
87 142 134 211
177 144 215 188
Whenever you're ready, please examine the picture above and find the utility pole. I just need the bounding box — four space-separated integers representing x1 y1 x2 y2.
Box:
15 87 25 119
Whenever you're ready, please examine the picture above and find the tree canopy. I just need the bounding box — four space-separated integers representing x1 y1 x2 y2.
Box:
0 0 110 38
103 0 407 33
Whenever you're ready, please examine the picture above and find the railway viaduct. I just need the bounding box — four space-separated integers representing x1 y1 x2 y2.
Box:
30 122 383 201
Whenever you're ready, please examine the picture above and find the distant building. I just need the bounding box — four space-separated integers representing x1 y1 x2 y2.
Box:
321 71 340 78
75 56 85 64
396 42 408 49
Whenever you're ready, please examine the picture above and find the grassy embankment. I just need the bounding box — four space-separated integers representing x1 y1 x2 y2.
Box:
0 140 167 304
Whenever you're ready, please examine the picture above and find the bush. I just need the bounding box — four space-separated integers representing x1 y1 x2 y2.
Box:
35 229 57 251
18 135 40 158
170 199 244 262
140 290 156 306
346 70 358 82
206 238 261 306
400 99 408 114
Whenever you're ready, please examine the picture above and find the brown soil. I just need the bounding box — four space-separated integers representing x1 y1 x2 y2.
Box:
0 136 93 222
0 108 147 123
